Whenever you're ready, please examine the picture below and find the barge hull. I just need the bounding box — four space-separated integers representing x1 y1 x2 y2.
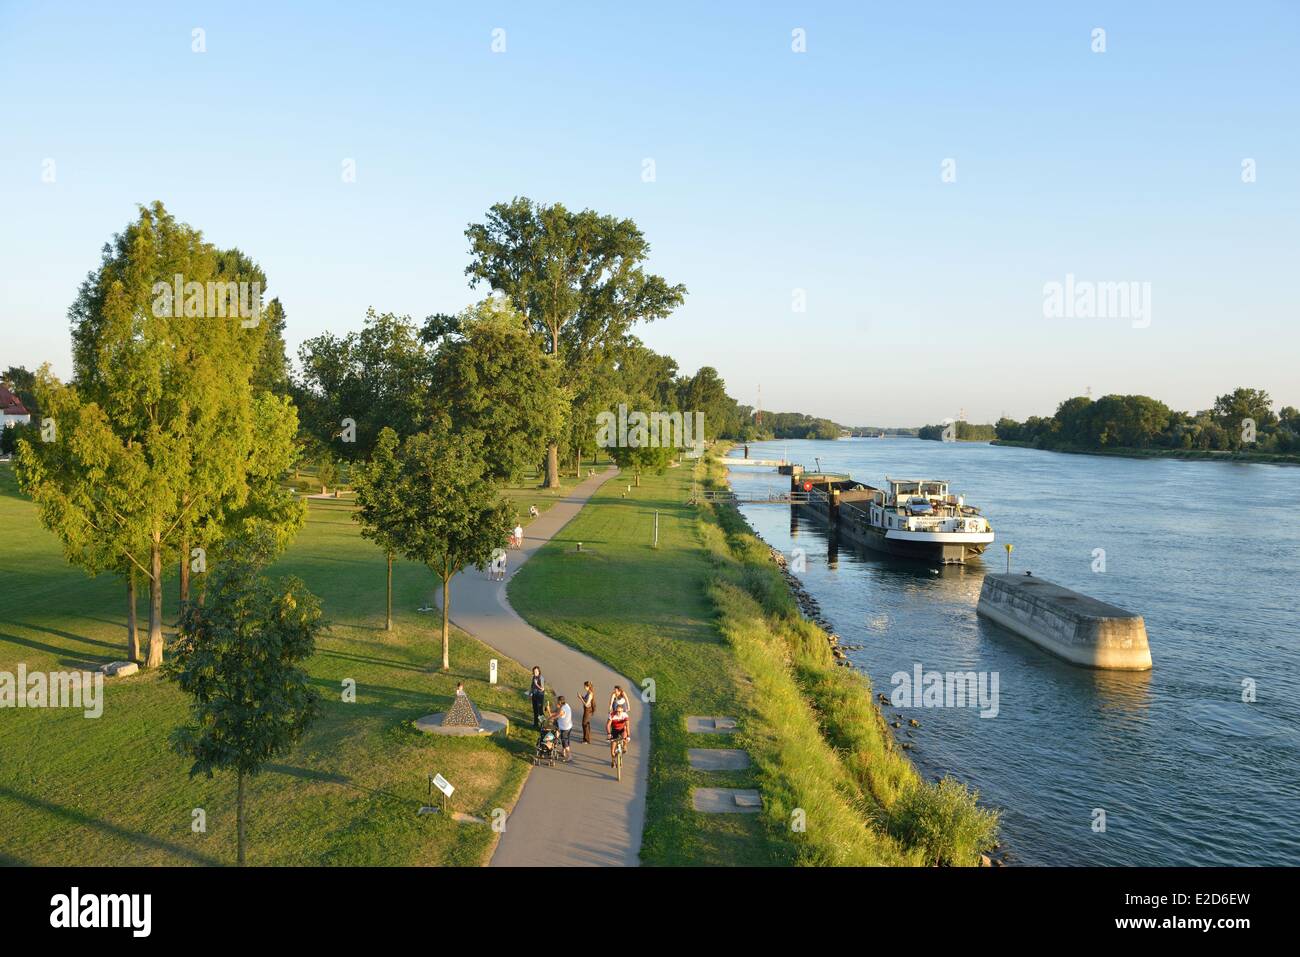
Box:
976 573 1152 670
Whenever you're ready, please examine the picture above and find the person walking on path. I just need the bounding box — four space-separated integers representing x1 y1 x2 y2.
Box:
579 681 596 744
609 685 630 717
495 550 508 582
551 695 574 762
530 666 546 729
513 522 524 549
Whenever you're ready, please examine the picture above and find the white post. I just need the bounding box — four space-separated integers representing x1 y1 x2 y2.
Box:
489 659 498 685
653 511 659 549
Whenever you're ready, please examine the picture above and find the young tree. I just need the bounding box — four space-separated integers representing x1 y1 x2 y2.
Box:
609 442 674 484
387 429 513 671
464 197 686 487
352 427 404 631
315 452 338 496
167 537 323 866
426 299 566 485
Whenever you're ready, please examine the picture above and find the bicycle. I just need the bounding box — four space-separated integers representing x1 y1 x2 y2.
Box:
612 734 626 781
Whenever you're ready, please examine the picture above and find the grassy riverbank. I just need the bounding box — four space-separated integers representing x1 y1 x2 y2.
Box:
698 452 998 865
509 454 998 866
0 463 535 866
990 439 1300 464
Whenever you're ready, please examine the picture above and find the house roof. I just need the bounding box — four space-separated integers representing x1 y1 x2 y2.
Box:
0 384 30 416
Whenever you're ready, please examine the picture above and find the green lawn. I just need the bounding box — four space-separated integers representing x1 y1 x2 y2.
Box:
507 463 789 865
0 462 537 866
498 452 613 528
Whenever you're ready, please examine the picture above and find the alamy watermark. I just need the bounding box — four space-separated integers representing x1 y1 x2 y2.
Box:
890 663 999 718
595 404 705 456
1043 274 1151 329
151 274 262 327
1 665 103 718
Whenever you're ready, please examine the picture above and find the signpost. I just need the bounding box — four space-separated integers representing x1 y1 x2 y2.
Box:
420 772 455 815
489 659 498 685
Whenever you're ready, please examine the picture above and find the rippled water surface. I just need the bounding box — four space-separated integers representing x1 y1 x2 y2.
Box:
727 439 1300 866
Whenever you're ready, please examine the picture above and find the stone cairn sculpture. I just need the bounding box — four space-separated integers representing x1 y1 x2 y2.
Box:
441 684 484 729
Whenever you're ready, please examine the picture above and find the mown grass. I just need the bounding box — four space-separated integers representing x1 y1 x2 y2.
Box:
0 462 536 866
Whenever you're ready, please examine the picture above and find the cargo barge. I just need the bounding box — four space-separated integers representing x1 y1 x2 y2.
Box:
783 465 993 564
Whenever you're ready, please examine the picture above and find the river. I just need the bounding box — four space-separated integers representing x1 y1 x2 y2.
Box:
726 438 1300 866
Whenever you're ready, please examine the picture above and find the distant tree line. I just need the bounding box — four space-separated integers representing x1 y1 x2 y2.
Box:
994 388 1300 454
748 410 843 441
917 421 997 441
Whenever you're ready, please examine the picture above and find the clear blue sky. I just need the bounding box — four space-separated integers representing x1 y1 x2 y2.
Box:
2 1 1297 426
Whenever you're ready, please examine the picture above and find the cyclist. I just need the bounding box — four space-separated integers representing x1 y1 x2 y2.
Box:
607 704 630 769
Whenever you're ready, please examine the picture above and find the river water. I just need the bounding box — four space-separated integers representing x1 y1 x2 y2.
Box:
726 438 1300 866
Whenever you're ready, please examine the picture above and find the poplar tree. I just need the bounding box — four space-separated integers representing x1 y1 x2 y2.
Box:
464 198 686 487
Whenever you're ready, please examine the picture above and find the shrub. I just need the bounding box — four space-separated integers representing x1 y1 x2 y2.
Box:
885 776 1000 866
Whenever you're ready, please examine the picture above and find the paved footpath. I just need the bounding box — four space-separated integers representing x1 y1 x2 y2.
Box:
441 468 648 867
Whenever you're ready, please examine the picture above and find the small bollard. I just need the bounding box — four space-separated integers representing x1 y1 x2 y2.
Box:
576 541 582 552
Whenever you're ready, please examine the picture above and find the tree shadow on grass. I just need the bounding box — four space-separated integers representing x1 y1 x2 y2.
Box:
263 763 408 806
6 621 121 652
0 629 121 669
318 648 430 675
0 785 221 866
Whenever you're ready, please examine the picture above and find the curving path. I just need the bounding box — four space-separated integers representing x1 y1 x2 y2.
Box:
440 468 648 867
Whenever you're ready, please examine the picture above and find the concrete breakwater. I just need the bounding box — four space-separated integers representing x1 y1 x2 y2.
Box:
976 574 1152 671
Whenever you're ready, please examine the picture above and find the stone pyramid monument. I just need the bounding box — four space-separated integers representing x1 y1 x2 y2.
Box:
441 685 484 729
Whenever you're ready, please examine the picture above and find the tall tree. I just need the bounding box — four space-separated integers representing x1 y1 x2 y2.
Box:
426 299 566 485
1214 387 1276 450
53 201 297 667
385 428 513 671
295 309 431 460
167 536 323 866
464 197 686 487
2 364 41 419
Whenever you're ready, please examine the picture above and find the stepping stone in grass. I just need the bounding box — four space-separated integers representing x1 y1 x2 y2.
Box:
687 748 751 771
686 715 739 734
692 788 762 813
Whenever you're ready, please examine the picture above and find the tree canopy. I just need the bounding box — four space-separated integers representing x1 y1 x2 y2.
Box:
464 197 686 486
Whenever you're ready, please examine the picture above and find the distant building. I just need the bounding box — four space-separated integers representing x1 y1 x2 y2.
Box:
1 384 31 429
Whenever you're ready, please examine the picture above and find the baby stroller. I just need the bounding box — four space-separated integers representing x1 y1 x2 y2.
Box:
533 721 562 767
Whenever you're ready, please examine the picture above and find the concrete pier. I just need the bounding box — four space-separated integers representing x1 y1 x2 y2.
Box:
977 574 1152 670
